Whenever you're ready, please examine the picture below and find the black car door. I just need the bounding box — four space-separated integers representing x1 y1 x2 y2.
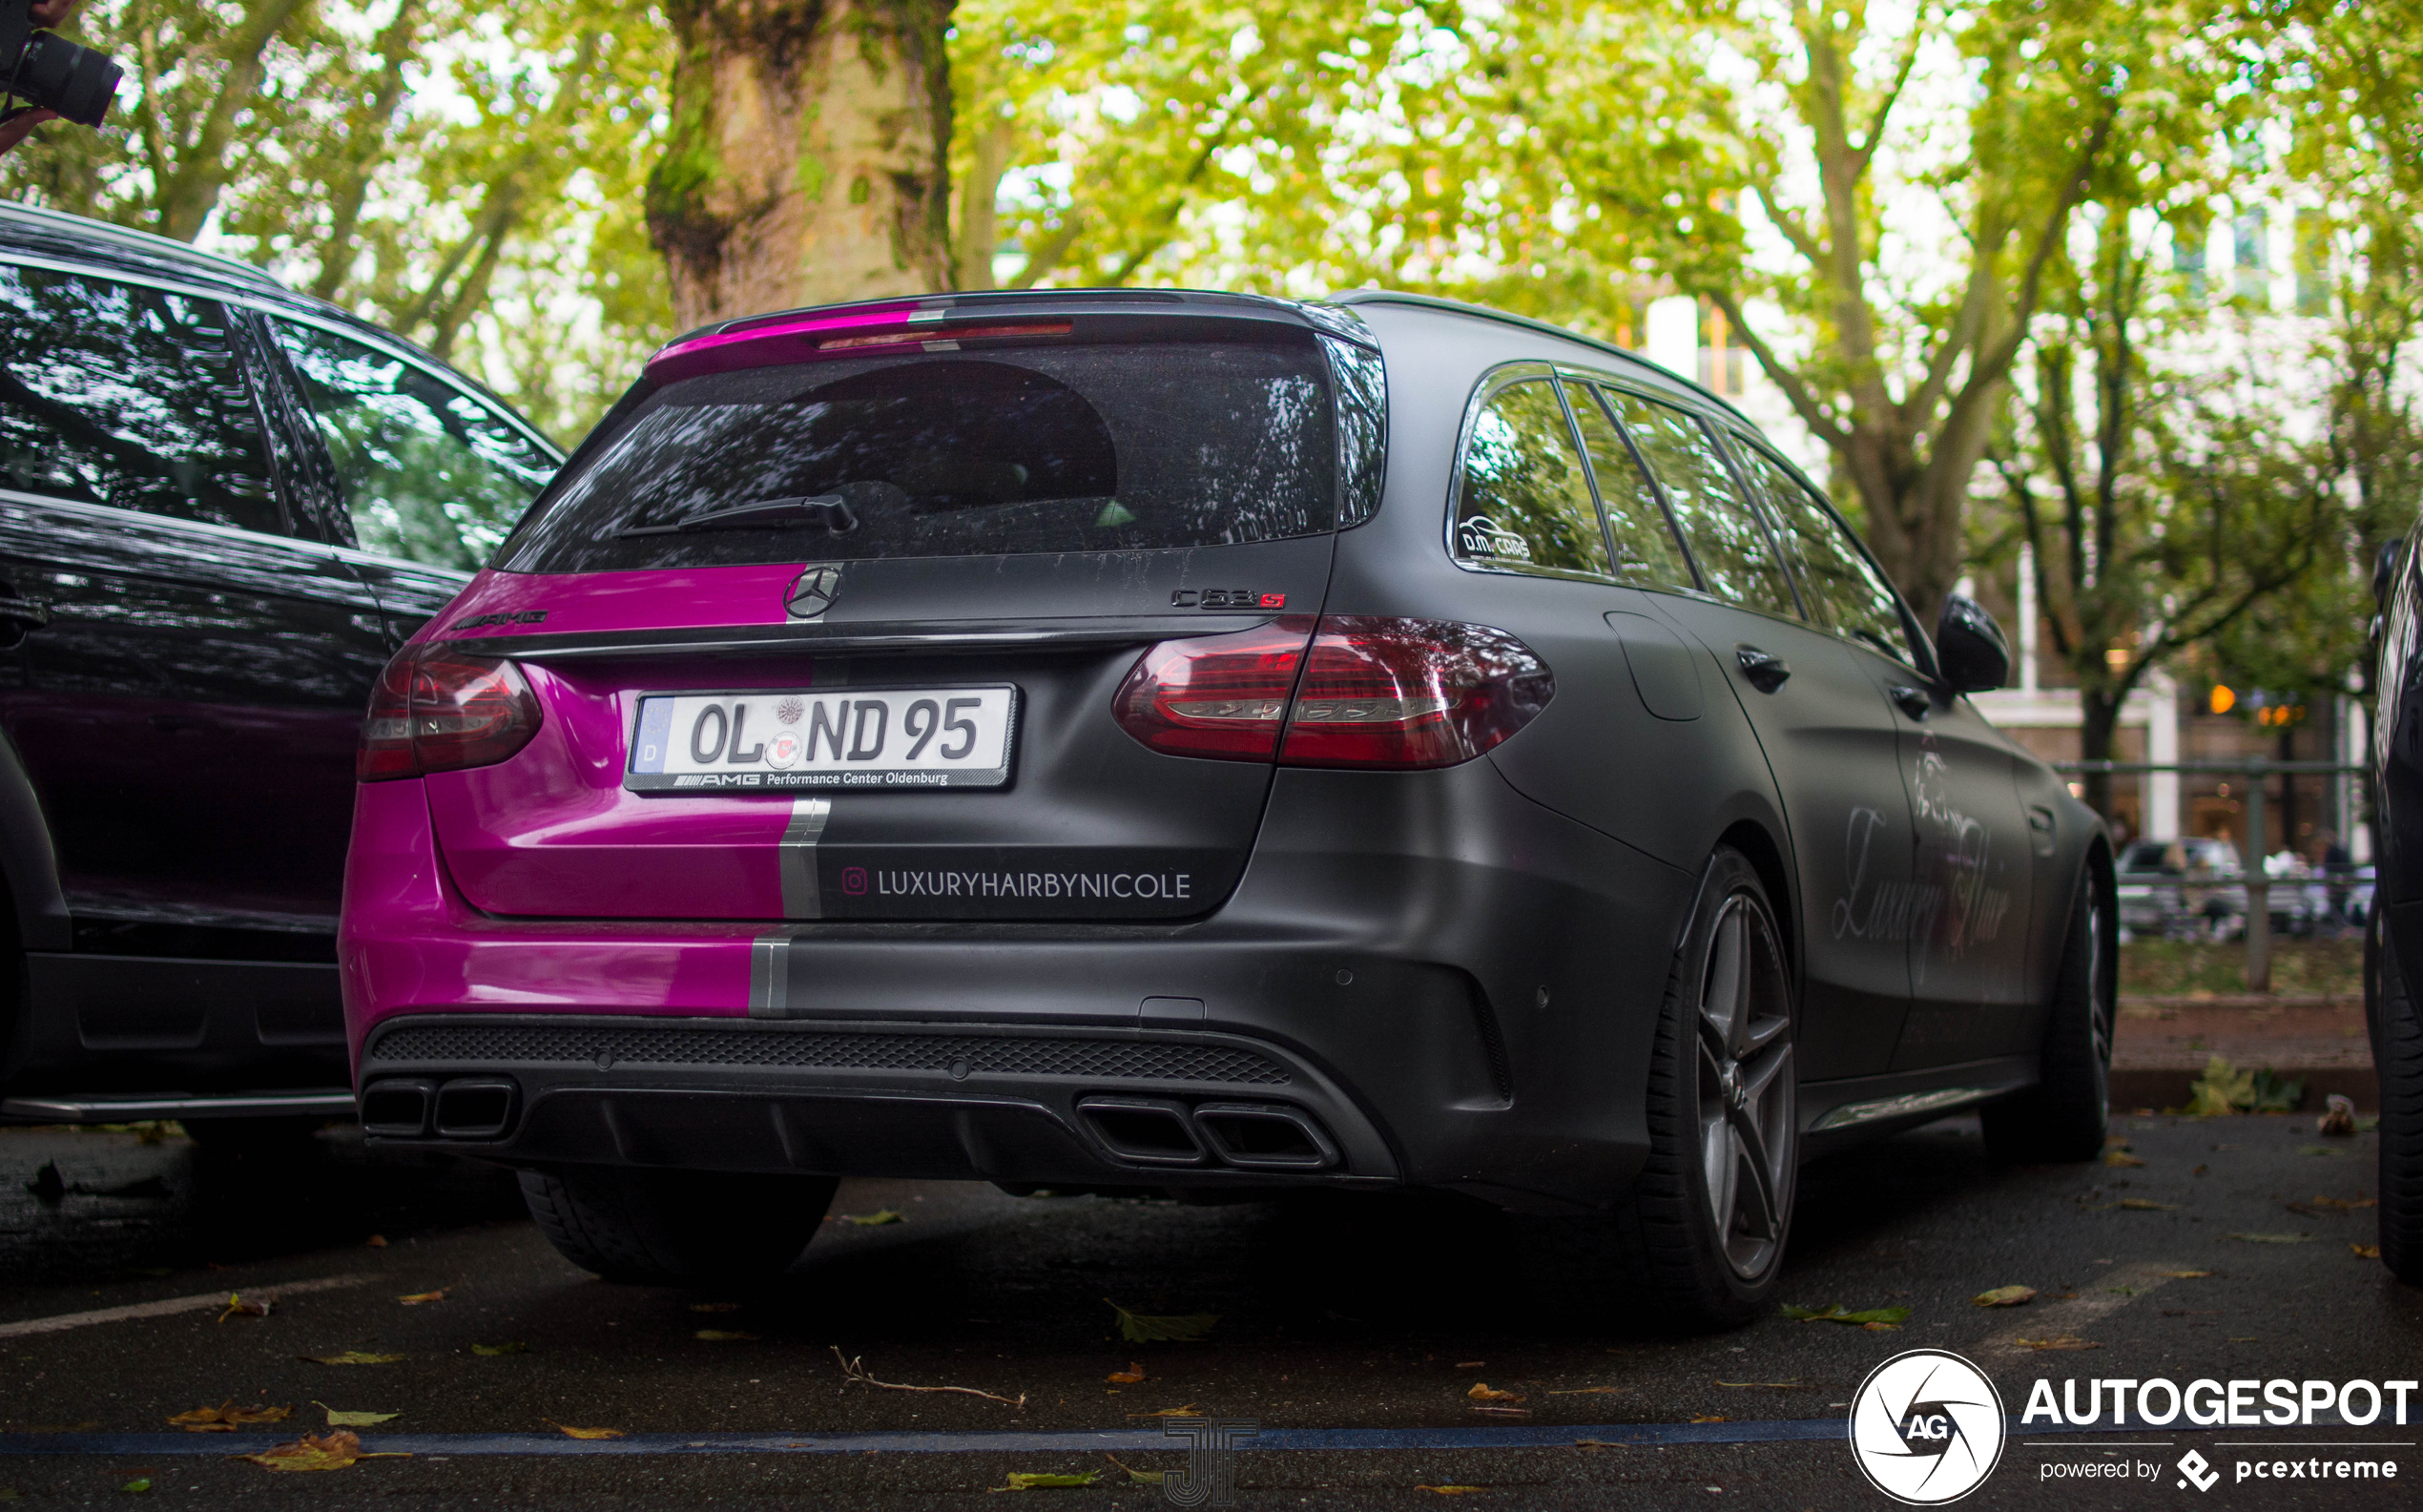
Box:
257 316 558 643
1729 439 2039 1068
1584 383 1921 1081
0 262 391 951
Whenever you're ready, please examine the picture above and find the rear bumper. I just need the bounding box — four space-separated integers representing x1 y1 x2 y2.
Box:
341 762 1696 1206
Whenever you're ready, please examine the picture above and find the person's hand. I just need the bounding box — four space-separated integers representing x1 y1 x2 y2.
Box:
27 0 79 29
0 107 56 157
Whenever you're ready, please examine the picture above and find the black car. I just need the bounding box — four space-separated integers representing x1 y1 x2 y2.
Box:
2367 536 2423 1282
0 202 560 1136
341 289 2111 1327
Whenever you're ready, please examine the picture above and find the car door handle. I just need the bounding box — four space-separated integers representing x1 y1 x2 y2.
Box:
1889 684 1932 720
1735 646 1791 693
0 595 49 630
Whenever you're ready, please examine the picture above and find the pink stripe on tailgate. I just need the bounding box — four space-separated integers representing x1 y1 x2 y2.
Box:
422 565 808 643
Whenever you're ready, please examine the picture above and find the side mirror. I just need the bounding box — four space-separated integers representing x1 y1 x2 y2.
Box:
1936 593 2009 694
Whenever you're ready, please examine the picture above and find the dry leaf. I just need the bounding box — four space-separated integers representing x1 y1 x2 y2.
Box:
2352 1244 2382 1258
544 1420 624 1440
2013 1336 2101 1351
1972 1286 2038 1308
2226 1232 2314 1244
2102 1150 2146 1168
1105 1299 1216 1344
217 1294 271 1323
1782 1304 1910 1326
841 1211 905 1227
472 1342 529 1355
1106 1363 1147 1385
2156 1270 2215 1278
1129 1405 1205 1418
1861 1321 1901 1331
694 1330 757 1342
364 1235 386 1248
396 1290 448 1306
2114 1198 2178 1211
237 1430 409 1472
299 1353 404 1366
313 1404 397 1428
2307 1195 2376 1211
1104 1454 1162 1485
1689 1415 1728 1423
1466 1383 1521 1401
120 1479 149 1494
168 1402 292 1432
995 1471 1097 1490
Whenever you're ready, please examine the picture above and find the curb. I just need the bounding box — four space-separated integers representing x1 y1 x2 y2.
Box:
2108 1066 2378 1113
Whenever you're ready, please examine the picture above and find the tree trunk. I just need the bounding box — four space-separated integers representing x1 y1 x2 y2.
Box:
2079 688 2123 829
152 0 310 241
309 0 422 301
647 0 954 330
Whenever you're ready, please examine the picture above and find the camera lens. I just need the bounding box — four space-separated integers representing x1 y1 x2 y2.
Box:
15 32 122 127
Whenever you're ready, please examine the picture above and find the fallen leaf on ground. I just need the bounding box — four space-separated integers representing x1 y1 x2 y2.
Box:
2012 1336 2101 1351
237 1430 409 1472
840 1211 904 1227
2306 1195 2376 1211
2226 1232 2314 1244
1715 1380 1803 1389
2317 1094 2358 1137
1689 1415 1727 1423
544 1420 624 1440
689 1303 741 1313
299 1353 404 1366
472 1342 528 1356
217 1294 271 1323
2155 1270 2215 1278
694 1331 757 1342
1782 1304 1911 1327
364 1235 386 1248
1466 1383 1521 1401
2352 1244 2382 1258
1104 1454 1161 1485
1545 1385 1626 1395
2228 1336 2259 1342
1106 1363 1146 1385
1972 1286 2038 1308
1105 1298 1216 1344
396 1289 448 1306
1129 1405 1205 1417
119 1479 149 1494
2111 1198 2178 1211
313 1404 398 1428
2102 1150 2146 1168
994 1471 1097 1490
2192 1165 2210 1176
167 1402 292 1432
1414 1486 1485 1495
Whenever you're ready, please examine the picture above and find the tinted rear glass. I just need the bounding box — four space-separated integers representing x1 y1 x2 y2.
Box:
501 341 1337 572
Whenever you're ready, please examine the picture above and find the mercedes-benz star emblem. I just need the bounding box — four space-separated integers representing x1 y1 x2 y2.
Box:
785 565 843 620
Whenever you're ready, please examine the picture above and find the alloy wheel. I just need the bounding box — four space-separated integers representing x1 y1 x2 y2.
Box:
1695 890 1796 1280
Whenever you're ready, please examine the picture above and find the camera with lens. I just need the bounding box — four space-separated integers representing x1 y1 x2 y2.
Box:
0 0 118 128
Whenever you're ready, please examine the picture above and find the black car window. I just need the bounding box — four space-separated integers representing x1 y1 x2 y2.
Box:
1596 385 1797 617
1565 383 1695 591
0 265 281 534
502 340 1336 572
1451 377 1613 578
272 320 553 571
1733 444 1914 665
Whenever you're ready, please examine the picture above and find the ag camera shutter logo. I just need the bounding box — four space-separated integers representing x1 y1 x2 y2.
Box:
1849 1349 2006 1504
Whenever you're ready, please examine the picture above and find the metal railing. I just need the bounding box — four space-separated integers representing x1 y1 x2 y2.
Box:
2053 760 2370 992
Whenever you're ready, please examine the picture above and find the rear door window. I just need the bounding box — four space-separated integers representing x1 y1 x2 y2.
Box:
1732 443 1915 666
1451 377 1612 578
1565 383 1694 591
502 339 1338 572
272 320 554 571
0 265 282 534
1596 386 1798 618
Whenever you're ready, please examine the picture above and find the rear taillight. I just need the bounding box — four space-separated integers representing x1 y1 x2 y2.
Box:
358 643 543 781
1112 615 1551 770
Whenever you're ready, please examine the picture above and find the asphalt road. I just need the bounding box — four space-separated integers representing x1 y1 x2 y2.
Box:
0 1114 2415 1508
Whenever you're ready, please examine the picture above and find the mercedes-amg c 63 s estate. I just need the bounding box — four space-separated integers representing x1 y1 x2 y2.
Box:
340 289 2114 1327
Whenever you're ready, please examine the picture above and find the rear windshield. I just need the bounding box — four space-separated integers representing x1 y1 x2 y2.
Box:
499 340 1340 572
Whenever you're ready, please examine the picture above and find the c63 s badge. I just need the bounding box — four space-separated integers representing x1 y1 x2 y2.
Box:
1172 590 1286 610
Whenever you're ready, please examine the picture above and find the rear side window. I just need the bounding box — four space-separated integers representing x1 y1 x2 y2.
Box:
1452 378 1611 578
1599 388 1798 617
1568 384 1694 591
273 320 554 571
0 265 280 534
1732 444 1914 665
502 340 1338 572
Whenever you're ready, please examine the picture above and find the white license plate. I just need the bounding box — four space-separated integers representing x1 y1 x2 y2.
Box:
627 687 1017 792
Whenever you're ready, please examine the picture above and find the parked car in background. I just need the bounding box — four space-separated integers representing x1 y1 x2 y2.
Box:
0 202 560 1140
2368 531 2423 1285
341 288 2113 1329
2116 837 2247 941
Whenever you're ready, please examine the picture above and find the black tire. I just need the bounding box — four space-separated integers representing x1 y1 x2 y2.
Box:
1982 860 2114 1163
2372 911 2423 1283
518 1166 838 1285
1601 846 1799 1331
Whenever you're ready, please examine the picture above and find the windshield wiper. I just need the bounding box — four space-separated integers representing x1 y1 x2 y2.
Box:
618 494 857 538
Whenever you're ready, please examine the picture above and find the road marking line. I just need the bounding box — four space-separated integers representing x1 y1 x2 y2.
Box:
1983 1260 2185 1350
0 1419 2366 1458
0 1275 371 1338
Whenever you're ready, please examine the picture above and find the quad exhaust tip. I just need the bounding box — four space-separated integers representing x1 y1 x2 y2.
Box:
361 1076 519 1140
1075 1095 1337 1172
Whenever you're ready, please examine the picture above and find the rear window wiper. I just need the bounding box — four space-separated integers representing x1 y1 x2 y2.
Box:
617 494 857 538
